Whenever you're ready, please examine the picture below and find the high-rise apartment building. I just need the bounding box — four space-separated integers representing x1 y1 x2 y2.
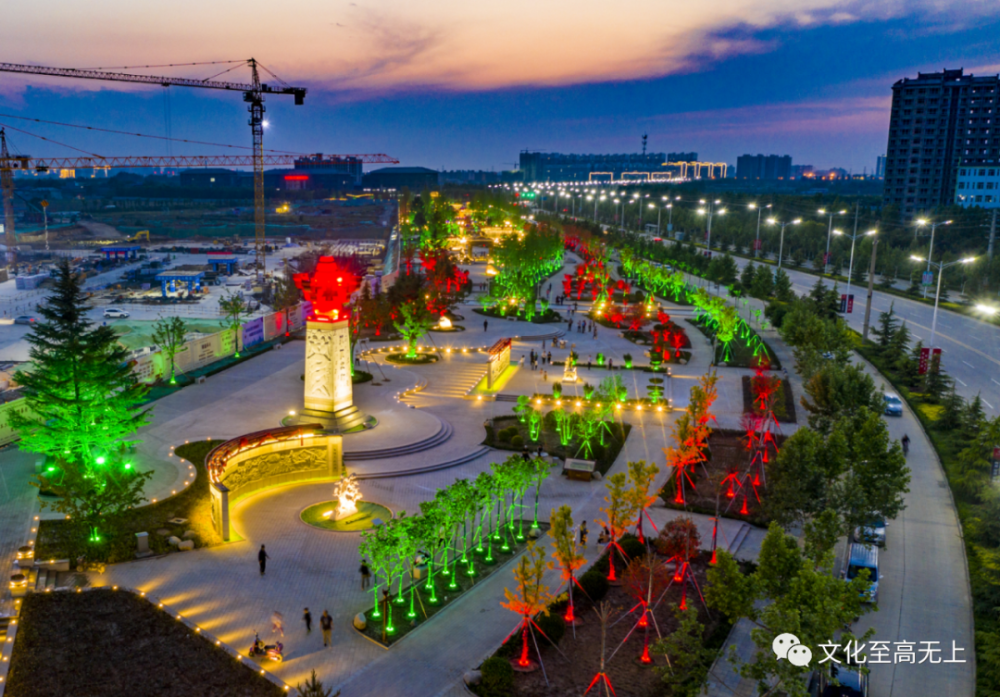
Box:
517 151 704 182
876 155 887 179
735 154 793 180
883 68 1000 216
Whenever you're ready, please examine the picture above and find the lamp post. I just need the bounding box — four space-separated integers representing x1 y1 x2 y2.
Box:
915 218 952 298
649 203 658 234
861 237 881 342
910 254 976 348
833 227 877 298
819 208 847 274
748 202 771 258
697 199 725 255
613 199 621 230
767 217 800 269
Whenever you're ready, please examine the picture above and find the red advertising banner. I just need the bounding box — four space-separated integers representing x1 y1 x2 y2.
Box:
918 347 930 375
846 294 855 313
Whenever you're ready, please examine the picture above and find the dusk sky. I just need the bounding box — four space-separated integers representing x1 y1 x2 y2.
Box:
4 0 1000 173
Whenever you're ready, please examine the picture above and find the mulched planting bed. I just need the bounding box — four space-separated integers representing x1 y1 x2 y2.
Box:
685 317 781 369
360 521 546 647
5 589 284 697
741 375 797 424
481 549 731 697
486 415 632 475
661 428 786 527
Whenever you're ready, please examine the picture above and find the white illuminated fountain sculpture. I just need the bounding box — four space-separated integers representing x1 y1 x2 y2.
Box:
330 473 362 521
437 315 452 330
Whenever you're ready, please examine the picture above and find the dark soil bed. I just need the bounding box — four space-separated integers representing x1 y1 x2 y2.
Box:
685 317 781 370
5 589 284 697
661 429 786 526
740 375 797 424
483 549 730 697
486 415 632 475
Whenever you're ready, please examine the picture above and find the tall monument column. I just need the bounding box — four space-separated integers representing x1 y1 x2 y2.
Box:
294 257 366 431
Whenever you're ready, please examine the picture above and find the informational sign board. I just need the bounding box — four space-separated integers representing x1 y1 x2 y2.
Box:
922 271 934 286
487 338 512 390
918 347 930 375
242 316 264 349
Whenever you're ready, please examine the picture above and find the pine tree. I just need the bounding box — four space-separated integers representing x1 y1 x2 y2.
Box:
11 260 150 470
923 352 951 403
871 303 900 353
773 268 794 302
296 670 339 697
963 394 987 439
885 320 911 371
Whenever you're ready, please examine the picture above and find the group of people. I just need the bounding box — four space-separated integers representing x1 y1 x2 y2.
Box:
577 521 612 546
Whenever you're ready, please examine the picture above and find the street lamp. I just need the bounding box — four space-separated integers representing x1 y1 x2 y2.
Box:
697 199 725 254
748 202 772 258
819 208 847 274
766 218 801 269
915 219 952 298
833 228 877 298
975 303 999 316
910 254 976 348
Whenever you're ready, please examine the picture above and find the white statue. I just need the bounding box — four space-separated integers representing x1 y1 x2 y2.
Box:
333 473 362 520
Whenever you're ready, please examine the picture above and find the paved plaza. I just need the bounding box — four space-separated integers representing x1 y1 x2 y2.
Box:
0 253 974 697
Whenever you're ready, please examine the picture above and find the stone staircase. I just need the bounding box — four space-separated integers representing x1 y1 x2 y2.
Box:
344 416 454 461
409 364 486 401
33 567 64 593
355 445 492 480
727 523 751 557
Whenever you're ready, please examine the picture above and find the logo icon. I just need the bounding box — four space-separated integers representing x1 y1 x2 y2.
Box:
772 633 812 666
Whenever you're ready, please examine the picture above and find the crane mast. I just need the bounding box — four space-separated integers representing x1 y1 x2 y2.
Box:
0 130 16 268
0 58 309 282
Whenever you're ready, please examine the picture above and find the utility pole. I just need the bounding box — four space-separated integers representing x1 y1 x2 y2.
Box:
989 209 997 261
862 238 880 342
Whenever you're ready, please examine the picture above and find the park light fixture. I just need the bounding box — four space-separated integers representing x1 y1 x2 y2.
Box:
975 303 999 316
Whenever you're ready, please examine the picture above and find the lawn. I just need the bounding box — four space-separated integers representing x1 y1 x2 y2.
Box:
35 440 220 565
5 589 285 697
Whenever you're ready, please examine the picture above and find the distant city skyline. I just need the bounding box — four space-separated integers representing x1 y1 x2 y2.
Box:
3 2 1000 173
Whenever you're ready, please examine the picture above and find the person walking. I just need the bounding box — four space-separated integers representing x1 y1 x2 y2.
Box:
303 608 312 634
320 610 333 647
258 545 270 576
579 521 588 546
608 358 613 370
547 351 552 364
484 319 489 332
271 611 285 637
360 561 371 590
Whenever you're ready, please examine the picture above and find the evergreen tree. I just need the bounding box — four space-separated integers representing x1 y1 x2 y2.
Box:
871 303 900 353
296 670 339 697
907 340 926 389
938 386 965 431
717 253 739 287
11 260 153 545
885 320 912 372
964 394 987 440
739 261 756 291
773 268 794 302
750 264 774 299
923 352 951 403
11 260 150 470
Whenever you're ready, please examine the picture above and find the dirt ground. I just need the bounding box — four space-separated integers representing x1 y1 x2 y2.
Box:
663 429 786 525
5 589 285 697
510 553 723 697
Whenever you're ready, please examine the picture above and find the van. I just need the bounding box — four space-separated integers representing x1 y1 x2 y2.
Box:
846 543 879 603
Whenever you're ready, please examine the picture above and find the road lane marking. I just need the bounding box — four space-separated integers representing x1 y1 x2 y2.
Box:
984 399 995 409
963 361 975 368
956 378 968 387
993 378 1000 387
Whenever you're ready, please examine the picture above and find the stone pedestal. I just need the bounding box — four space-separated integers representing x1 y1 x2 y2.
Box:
301 318 365 430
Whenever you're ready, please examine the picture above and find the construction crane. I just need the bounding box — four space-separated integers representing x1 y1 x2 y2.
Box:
0 151 398 263
0 58 307 279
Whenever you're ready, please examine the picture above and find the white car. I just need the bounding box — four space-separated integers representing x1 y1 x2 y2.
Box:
103 308 130 319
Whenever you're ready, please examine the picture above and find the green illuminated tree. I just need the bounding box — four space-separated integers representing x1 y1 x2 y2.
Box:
11 261 153 547
218 292 248 357
393 299 435 358
151 316 188 385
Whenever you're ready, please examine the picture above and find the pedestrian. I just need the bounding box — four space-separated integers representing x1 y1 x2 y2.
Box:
520 354 525 367
484 319 488 332
542 369 548 381
271 611 285 637
258 544 269 576
360 561 372 589
303 607 312 633
542 339 547 350
522 446 530 461
587 356 592 370
320 610 333 647
608 358 613 370
579 521 588 546
537 445 544 459
547 351 552 364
